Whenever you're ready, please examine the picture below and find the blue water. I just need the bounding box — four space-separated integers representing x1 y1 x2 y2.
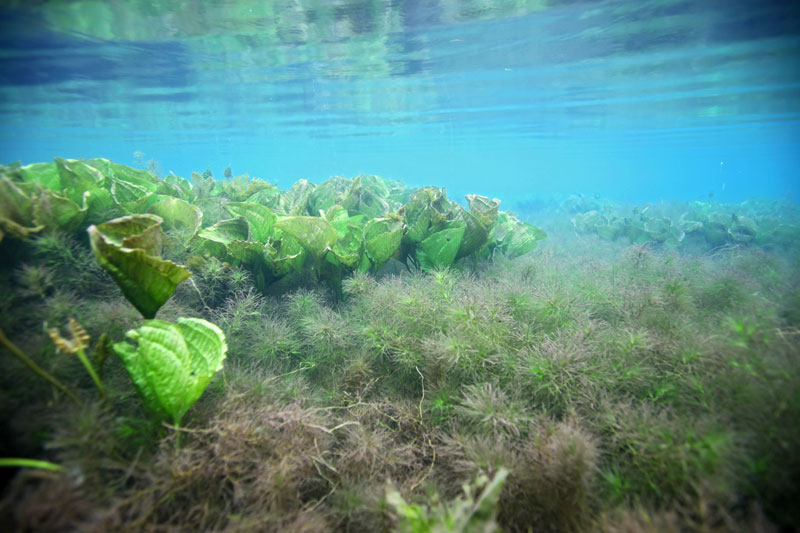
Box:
1 0 798 206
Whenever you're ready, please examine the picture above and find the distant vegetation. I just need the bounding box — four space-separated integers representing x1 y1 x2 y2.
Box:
561 194 800 253
0 158 798 531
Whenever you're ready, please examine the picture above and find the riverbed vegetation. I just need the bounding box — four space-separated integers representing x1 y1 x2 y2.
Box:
0 159 798 531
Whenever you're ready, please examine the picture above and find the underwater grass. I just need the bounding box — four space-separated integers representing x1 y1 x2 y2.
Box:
1 161 799 531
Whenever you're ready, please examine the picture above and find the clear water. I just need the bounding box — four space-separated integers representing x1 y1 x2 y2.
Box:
1 0 798 205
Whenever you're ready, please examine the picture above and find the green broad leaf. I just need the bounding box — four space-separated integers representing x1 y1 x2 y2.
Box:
110 177 164 214
504 220 546 258
355 251 371 274
218 174 275 202
54 158 114 214
571 210 603 234
163 172 193 198
358 174 392 197
404 204 432 244
729 216 757 243
643 217 673 243
363 217 403 270
452 204 489 260
417 222 465 271
224 202 276 242
190 172 217 200
86 158 160 193
33 187 88 232
331 227 364 268
119 193 164 216
88 214 192 318
328 212 365 269
707 212 732 229
487 211 512 248
400 186 453 243
0 177 44 241
153 180 186 200
110 176 150 204
309 177 351 214
227 239 268 266
324 205 367 240
386 180 414 209
274 216 337 261
342 175 391 218
266 231 306 277
280 179 315 215
703 221 729 247
245 186 281 208
466 194 500 228
668 225 686 245
677 213 703 234
18 162 61 190
227 240 273 290
595 217 621 241
197 217 251 244
348 214 367 225
113 317 227 426
147 197 202 241
323 204 350 225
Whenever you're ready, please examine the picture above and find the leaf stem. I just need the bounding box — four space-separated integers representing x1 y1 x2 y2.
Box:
0 328 82 406
0 458 65 472
76 347 108 402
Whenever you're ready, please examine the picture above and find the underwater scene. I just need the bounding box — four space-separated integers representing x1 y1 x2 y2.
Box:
0 1 799 531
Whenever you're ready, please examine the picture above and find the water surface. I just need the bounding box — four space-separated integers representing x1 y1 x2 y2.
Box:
1 0 798 203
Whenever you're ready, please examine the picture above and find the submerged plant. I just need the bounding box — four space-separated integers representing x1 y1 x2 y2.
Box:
456 383 527 438
48 317 108 402
113 317 227 427
13 263 55 299
88 214 192 318
387 468 509 533
0 327 81 405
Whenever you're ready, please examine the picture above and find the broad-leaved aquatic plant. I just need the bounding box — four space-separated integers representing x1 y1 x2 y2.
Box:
88 213 192 318
113 317 227 427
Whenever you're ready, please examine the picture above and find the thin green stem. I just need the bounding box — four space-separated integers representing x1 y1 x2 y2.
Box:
0 328 82 406
173 417 183 449
75 347 108 402
0 458 65 472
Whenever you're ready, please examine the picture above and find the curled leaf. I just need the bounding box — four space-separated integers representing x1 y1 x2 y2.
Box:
88 214 192 318
274 216 337 262
224 202 276 242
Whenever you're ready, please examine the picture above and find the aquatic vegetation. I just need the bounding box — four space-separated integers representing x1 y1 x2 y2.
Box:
566 197 800 252
113 318 227 427
88 214 192 318
1 157 799 531
501 419 599 533
387 468 508 533
456 383 527 438
2 158 546 308
0 327 81 405
48 318 108 402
